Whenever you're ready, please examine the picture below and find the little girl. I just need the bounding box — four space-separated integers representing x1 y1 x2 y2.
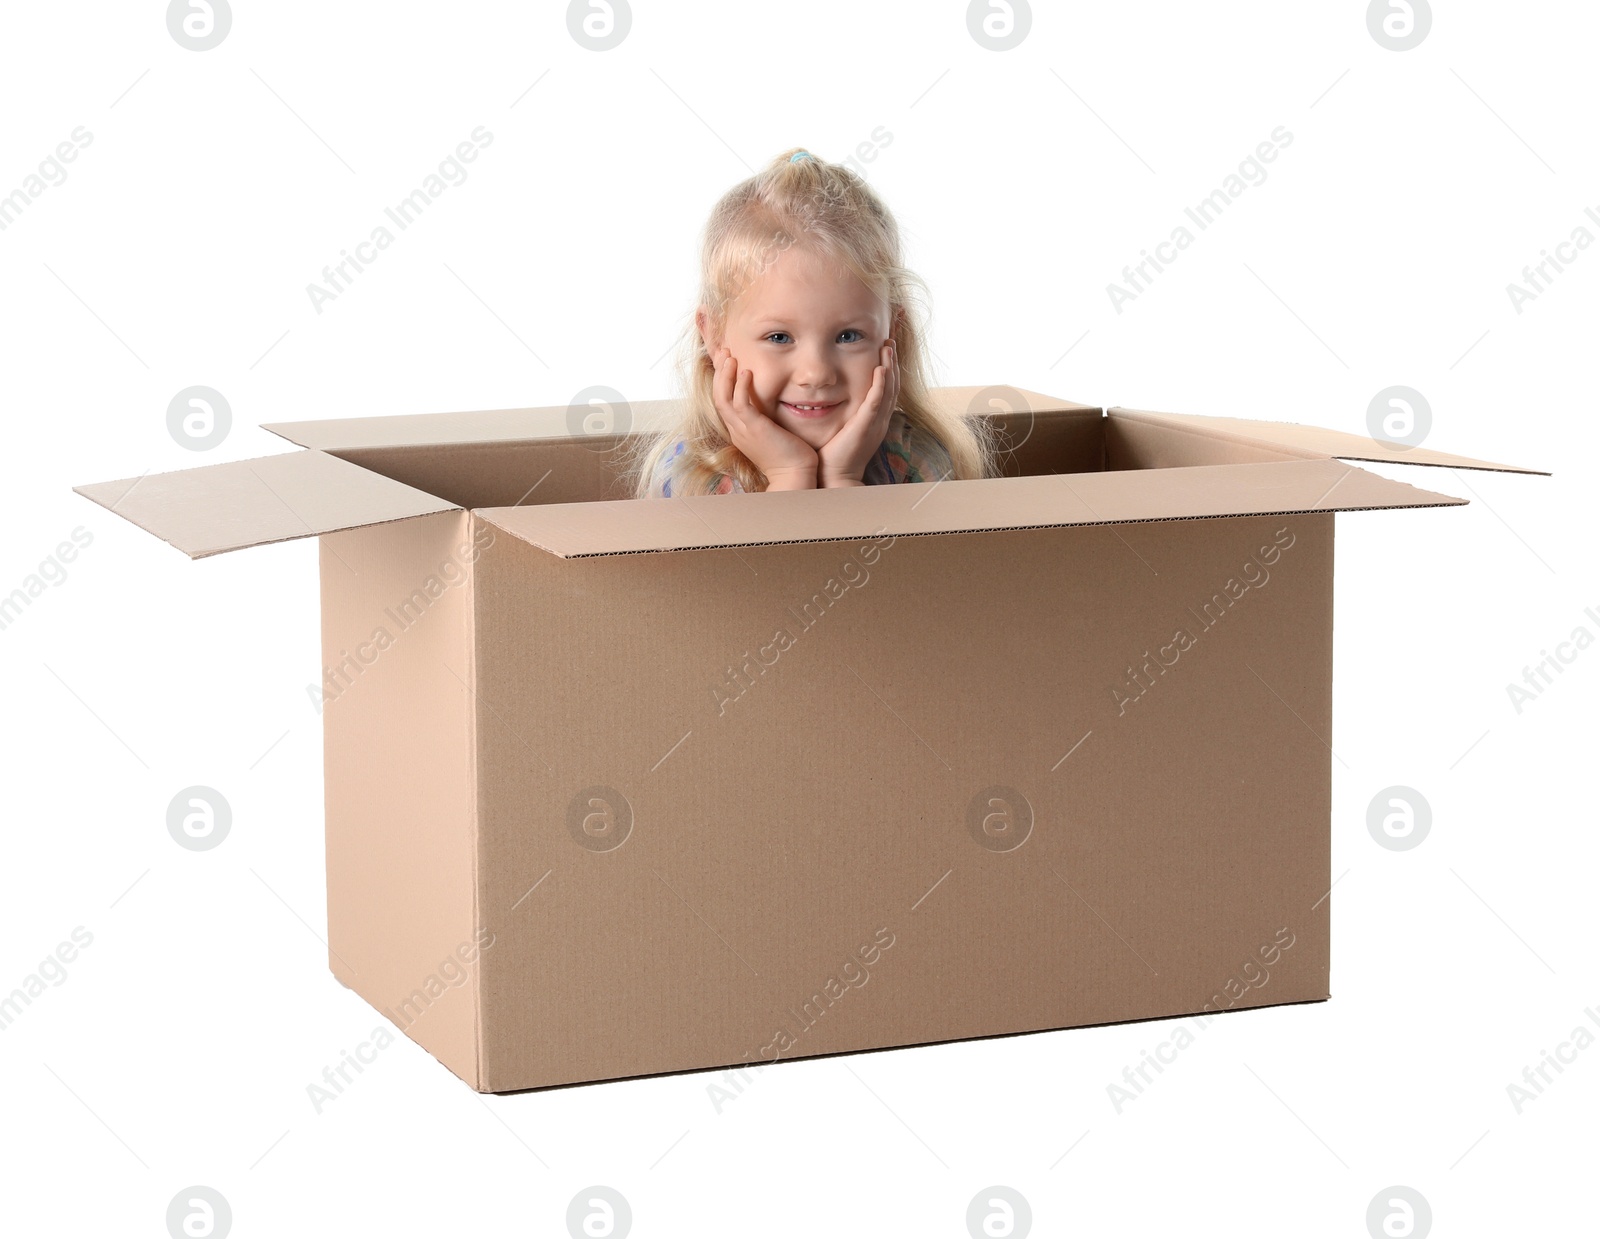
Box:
625 148 999 498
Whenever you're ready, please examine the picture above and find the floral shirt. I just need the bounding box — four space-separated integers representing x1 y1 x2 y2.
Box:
649 410 953 496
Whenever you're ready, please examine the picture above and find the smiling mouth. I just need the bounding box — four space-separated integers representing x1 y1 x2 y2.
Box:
782 401 842 418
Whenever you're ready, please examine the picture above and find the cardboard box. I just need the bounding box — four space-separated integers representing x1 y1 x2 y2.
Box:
72 389 1545 1093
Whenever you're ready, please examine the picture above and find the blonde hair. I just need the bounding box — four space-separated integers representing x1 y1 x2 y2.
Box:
621 147 1000 498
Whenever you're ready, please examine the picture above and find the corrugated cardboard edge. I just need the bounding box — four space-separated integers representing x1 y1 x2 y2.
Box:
474 457 1469 559
466 515 486 1090
1109 407 1550 475
259 386 1097 451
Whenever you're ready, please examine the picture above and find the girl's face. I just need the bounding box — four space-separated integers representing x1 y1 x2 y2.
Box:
700 245 896 452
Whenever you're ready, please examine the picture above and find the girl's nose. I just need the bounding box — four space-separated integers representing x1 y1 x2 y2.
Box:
794 350 837 384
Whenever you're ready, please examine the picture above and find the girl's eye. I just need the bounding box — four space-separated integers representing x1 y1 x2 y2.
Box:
763 330 865 344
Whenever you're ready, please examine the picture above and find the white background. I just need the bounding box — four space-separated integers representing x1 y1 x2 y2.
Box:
1 1 1594 1235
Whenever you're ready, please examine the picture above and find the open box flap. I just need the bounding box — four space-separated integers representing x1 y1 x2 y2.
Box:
261 387 1098 451
476 457 1467 559
1110 407 1549 475
72 449 460 559
262 399 685 450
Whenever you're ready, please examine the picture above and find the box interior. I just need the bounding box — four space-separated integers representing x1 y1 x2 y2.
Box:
315 408 1307 511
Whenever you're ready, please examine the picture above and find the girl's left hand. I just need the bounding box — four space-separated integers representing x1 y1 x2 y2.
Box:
817 340 899 487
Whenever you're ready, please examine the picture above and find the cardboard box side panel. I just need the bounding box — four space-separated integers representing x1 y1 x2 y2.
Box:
320 510 483 1087
1106 414 1310 470
470 512 1332 1092
991 408 1104 477
328 440 633 509
1110 408 1547 475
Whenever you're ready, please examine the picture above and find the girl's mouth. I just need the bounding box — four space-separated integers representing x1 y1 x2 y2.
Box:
781 401 842 419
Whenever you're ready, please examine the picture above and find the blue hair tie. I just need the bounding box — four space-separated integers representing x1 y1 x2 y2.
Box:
790 151 814 163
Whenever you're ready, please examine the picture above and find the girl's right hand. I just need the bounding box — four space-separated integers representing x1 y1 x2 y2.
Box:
711 347 817 488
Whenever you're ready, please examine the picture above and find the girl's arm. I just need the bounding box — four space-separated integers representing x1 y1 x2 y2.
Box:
767 467 818 491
